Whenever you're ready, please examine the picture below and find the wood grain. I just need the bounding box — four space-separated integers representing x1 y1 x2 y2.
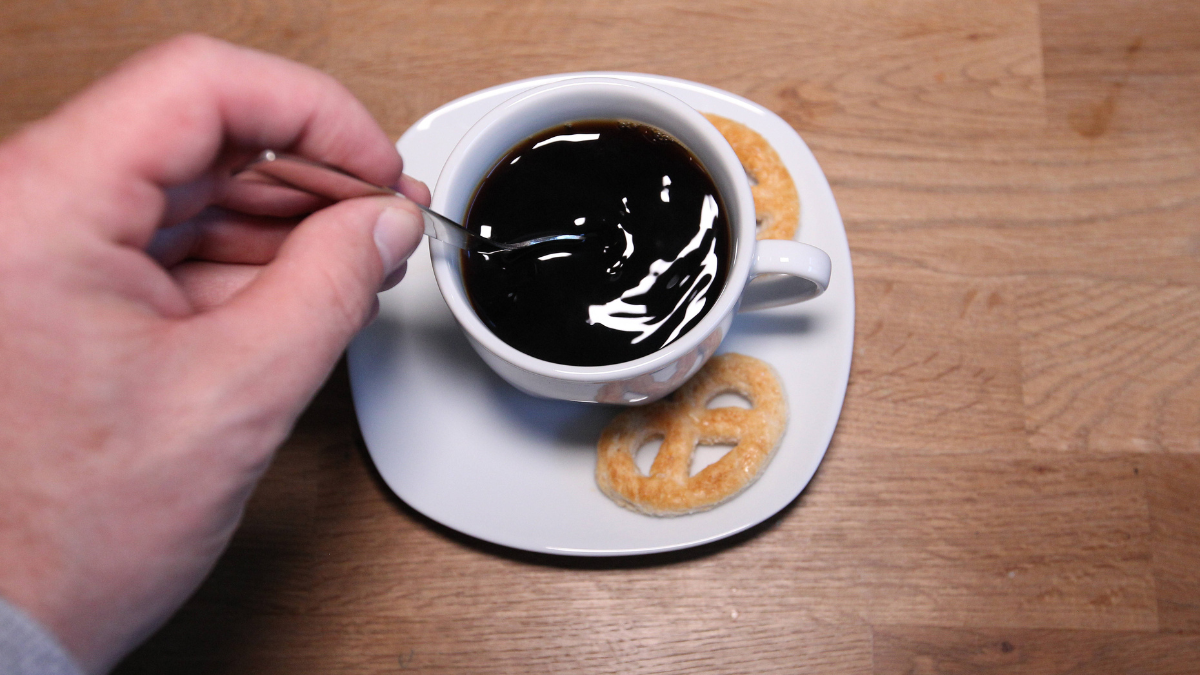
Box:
1147 454 1200 631
1018 277 1199 454
873 626 1200 674
841 277 1026 453
0 0 1197 672
0 0 331 139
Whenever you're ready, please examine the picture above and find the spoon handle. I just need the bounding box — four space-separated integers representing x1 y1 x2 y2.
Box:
242 150 496 252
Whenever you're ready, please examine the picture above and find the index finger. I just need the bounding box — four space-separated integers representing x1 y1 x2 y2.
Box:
14 34 401 247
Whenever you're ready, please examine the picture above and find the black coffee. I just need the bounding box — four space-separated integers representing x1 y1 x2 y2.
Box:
462 120 731 367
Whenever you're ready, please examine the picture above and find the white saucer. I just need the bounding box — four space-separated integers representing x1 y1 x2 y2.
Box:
347 73 855 557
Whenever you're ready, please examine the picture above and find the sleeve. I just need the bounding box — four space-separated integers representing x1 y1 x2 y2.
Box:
0 595 85 675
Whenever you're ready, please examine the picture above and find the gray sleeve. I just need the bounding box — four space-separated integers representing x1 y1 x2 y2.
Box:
0 595 85 675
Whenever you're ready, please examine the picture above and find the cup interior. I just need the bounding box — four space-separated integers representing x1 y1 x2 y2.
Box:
431 77 756 377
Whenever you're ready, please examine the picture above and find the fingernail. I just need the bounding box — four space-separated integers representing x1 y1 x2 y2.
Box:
374 205 423 275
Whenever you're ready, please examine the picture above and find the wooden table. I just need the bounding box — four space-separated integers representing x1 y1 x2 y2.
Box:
3 1 1198 672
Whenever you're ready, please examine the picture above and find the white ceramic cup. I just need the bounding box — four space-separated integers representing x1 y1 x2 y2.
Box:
430 77 831 404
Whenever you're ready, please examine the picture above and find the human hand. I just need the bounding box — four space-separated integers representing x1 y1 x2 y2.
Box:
0 35 427 674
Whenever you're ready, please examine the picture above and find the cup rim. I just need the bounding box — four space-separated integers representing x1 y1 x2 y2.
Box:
430 76 757 381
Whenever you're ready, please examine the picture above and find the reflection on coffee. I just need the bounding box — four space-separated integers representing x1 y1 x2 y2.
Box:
462 120 731 367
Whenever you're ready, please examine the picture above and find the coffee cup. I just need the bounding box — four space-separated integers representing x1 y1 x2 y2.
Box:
430 77 830 404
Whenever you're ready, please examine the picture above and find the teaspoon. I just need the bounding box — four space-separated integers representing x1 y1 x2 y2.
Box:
239 150 586 253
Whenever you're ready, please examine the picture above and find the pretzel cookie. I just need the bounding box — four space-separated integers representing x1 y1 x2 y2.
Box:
596 354 788 516
704 113 799 241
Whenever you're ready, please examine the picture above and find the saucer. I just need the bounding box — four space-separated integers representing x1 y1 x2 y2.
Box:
347 73 855 556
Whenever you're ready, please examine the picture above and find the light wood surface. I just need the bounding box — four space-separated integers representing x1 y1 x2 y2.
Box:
3 1 1198 672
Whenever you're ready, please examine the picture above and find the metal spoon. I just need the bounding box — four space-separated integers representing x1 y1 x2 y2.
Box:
239 150 586 253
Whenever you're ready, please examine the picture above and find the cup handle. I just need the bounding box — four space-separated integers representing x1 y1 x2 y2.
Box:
738 239 832 312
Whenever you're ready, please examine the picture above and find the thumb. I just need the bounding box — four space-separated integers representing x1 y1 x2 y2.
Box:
196 196 424 396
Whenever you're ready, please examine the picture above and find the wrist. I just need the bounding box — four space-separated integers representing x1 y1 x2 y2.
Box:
0 593 85 675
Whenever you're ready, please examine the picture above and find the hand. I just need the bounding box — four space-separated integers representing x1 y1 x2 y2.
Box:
0 35 428 674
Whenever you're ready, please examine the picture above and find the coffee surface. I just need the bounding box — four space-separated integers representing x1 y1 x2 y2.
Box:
463 120 730 367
